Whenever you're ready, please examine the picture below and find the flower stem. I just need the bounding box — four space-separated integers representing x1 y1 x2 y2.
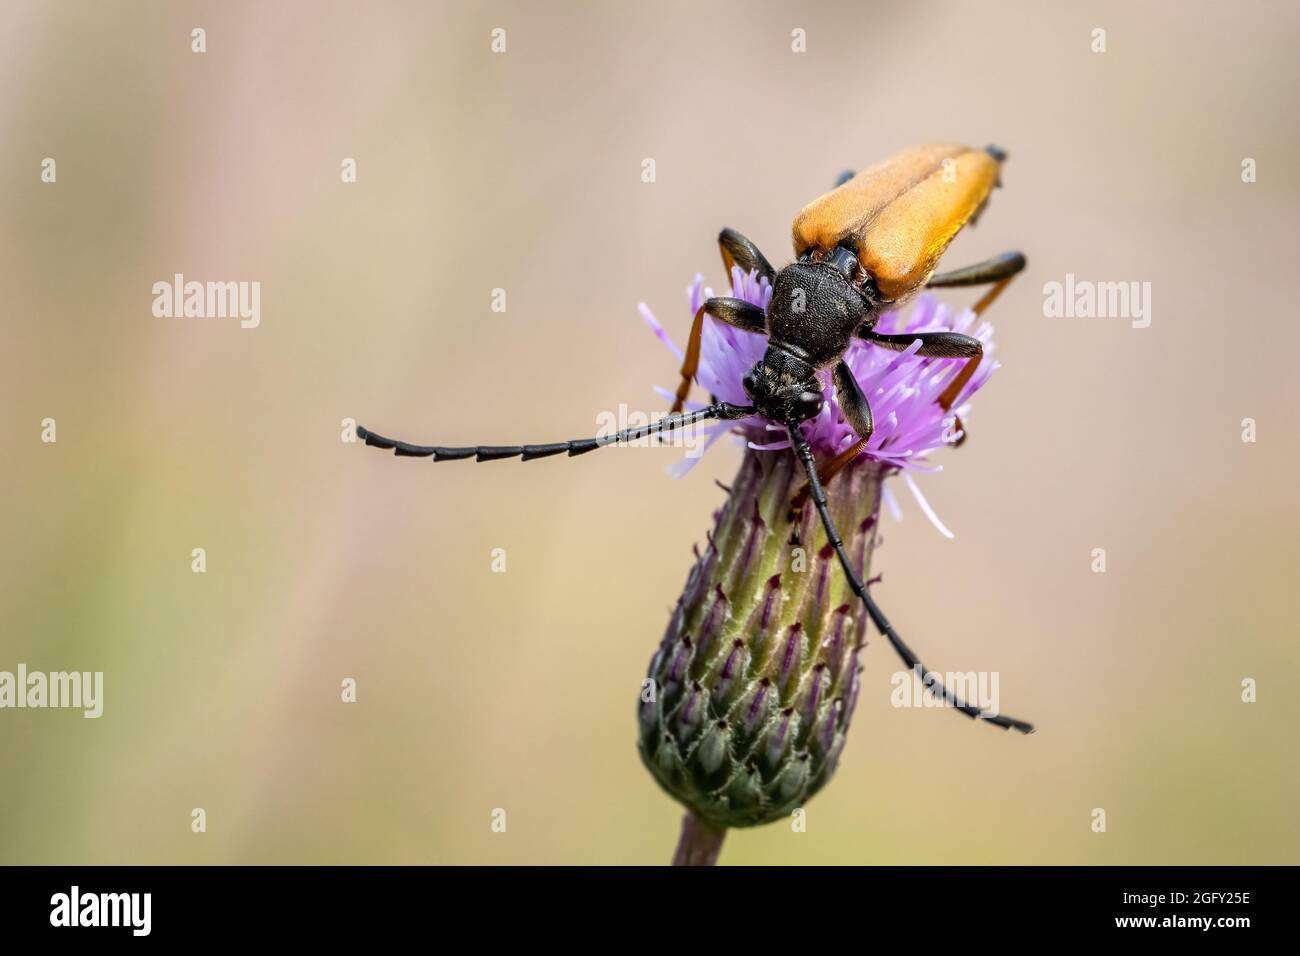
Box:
671 810 727 866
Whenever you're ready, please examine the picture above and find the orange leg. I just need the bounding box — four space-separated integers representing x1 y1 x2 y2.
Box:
934 274 1016 446
671 304 708 414
936 276 1011 413
670 295 767 414
673 231 774 414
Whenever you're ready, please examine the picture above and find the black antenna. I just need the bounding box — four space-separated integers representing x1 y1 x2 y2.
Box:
356 402 1032 733
356 401 756 462
787 422 1035 734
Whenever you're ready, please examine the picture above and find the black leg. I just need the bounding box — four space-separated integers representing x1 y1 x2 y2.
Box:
860 329 983 360
356 401 755 462
788 361 874 518
673 230 773 414
874 252 1023 443
926 251 1023 329
717 228 776 285
671 297 767 413
832 360 873 442
926 251 1025 288
859 329 983 443
787 423 1034 734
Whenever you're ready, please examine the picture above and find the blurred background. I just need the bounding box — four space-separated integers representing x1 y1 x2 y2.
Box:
2 0 1297 865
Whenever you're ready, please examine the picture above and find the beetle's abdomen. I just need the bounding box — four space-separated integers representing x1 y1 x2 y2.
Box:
791 143 1002 303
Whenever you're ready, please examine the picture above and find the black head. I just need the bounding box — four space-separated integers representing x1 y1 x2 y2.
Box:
742 346 824 424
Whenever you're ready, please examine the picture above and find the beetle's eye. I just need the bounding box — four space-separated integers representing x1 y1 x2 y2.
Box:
742 369 760 398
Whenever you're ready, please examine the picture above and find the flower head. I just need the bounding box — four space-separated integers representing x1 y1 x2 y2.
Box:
640 266 999 536
637 266 1004 831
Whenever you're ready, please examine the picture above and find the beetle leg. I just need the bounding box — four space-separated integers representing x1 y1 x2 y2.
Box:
862 329 982 360
933 265 1018 417
671 297 768 413
870 254 1023 444
860 329 983 447
924 250 1023 349
927 250 1025 289
717 227 776 286
789 361 873 518
831 359 874 445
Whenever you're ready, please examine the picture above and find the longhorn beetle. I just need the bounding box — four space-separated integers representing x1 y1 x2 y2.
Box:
357 142 1033 733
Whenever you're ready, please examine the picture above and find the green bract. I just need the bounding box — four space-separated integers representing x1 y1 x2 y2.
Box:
639 450 883 828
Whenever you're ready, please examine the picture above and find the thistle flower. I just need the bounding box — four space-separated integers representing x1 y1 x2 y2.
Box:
640 267 998 532
636 267 999 861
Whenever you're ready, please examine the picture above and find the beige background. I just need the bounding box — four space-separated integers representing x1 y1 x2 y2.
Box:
1 0 1297 864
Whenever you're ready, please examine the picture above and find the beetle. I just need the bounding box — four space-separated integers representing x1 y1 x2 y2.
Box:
356 142 1033 733
674 143 1024 478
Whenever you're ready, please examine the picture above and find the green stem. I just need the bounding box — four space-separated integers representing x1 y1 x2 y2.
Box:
671 810 727 866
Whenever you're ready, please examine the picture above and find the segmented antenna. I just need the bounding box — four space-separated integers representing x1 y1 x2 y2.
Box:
355 401 756 462
787 423 1034 733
